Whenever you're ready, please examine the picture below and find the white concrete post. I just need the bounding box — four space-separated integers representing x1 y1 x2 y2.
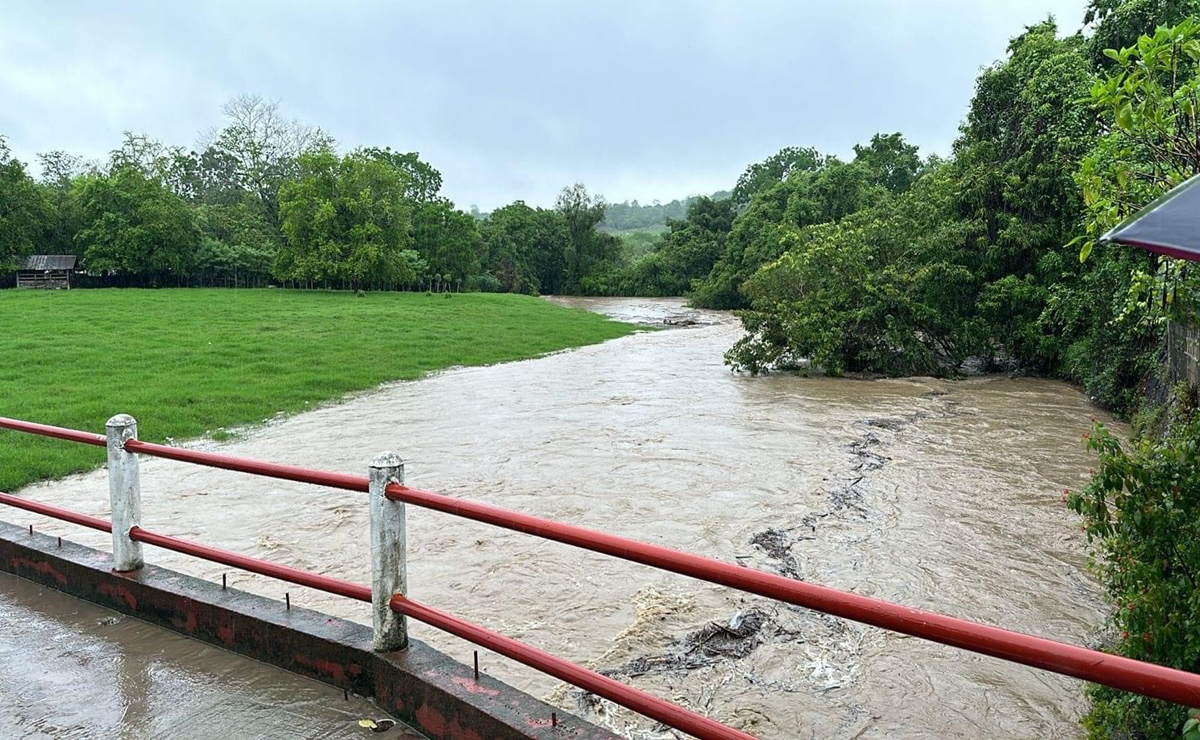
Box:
369 452 407 651
106 414 143 572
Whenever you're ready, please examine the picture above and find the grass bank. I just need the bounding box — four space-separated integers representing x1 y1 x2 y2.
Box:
0 289 636 491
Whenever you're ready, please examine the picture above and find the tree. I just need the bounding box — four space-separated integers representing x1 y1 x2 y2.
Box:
852 132 922 193
73 166 201 282
193 237 274 287
109 131 180 180
1069 406 1200 739
202 95 334 229
618 196 735 296
276 149 417 288
692 158 880 309
731 146 825 208
410 199 484 285
555 183 621 293
358 147 443 203
195 199 279 253
601 195 697 230
946 20 1103 374
1078 18 1200 248
0 137 50 270
1085 0 1200 66
37 150 85 188
718 20 1121 381
726 167 981 376
1063 21 1200 737
1048 18 1200 412
36 149 88 256
953 20 1096 283
480 201 569 294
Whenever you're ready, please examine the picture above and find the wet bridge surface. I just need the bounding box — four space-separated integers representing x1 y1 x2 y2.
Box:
0 572 390 739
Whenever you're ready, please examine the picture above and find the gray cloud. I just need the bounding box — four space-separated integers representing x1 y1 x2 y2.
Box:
1 0 1088 209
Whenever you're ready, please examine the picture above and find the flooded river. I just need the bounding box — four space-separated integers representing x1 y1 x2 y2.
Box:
10 297 1111 738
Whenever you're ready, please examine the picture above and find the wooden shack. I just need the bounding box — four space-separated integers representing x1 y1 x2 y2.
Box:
15 255 78 289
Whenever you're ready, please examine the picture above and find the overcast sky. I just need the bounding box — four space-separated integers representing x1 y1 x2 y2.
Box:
2 1 1089 210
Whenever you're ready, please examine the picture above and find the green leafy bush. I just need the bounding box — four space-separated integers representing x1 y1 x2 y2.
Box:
1068 395 1200 738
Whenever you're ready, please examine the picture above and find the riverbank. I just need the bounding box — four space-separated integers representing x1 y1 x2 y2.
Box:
0 289 636 492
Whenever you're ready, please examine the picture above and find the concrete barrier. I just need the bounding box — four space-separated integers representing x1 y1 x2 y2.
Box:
0 520 618 740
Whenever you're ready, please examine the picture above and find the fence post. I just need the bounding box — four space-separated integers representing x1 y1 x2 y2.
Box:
369 451 407 651
106 414 143 572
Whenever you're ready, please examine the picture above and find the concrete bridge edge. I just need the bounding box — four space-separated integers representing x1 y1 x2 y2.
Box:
0 519 620 740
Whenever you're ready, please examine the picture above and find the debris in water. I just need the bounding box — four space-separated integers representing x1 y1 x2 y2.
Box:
599 608 770 683
662 316 700 327
749 529 803 579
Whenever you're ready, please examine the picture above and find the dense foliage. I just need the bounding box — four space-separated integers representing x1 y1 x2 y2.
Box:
617 196 735 297
73 166 203 282
1070 396 1200 738
722 21 1103 381
0 97 645 294
0 137 50 272
697 12 1198 425
726 167 978 375
276 148 422 289
1067 17 1200 739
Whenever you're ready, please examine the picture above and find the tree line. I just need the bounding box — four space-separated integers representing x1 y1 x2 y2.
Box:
0 95 639 295
599 192 730 232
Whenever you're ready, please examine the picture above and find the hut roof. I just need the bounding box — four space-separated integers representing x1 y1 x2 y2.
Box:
19 255 78 271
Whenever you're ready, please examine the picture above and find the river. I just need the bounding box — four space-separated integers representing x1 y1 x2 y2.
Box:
10 296 1111 738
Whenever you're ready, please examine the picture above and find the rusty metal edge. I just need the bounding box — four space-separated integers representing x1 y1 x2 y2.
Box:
0 520 619 740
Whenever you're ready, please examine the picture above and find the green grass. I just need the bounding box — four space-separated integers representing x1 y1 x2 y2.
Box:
0 289 636 491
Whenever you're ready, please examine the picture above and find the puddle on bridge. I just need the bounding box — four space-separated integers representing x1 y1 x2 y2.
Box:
0 571 390 739
12 297 1114 738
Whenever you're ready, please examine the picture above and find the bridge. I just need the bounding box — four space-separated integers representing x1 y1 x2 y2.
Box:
1 413 1198 738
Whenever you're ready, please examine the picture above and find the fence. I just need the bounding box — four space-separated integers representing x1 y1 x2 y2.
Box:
2 414 1200 739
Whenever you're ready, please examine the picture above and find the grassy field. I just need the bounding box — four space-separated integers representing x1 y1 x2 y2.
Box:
0 289 636 492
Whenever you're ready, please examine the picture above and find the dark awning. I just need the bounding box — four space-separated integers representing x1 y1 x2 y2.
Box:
1100 174 1200 261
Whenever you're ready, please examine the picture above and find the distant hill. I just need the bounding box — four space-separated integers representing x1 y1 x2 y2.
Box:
599 191 730 232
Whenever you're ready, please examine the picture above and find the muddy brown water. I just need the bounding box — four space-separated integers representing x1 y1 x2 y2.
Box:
8 297 1112 738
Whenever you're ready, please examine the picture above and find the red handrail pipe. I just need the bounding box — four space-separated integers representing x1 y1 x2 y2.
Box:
381 481 1200 707
0 493 112 533
0 418 105 447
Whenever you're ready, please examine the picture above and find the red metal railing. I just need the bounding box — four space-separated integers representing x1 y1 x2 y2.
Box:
3 415 1200 738
0 482 749 739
